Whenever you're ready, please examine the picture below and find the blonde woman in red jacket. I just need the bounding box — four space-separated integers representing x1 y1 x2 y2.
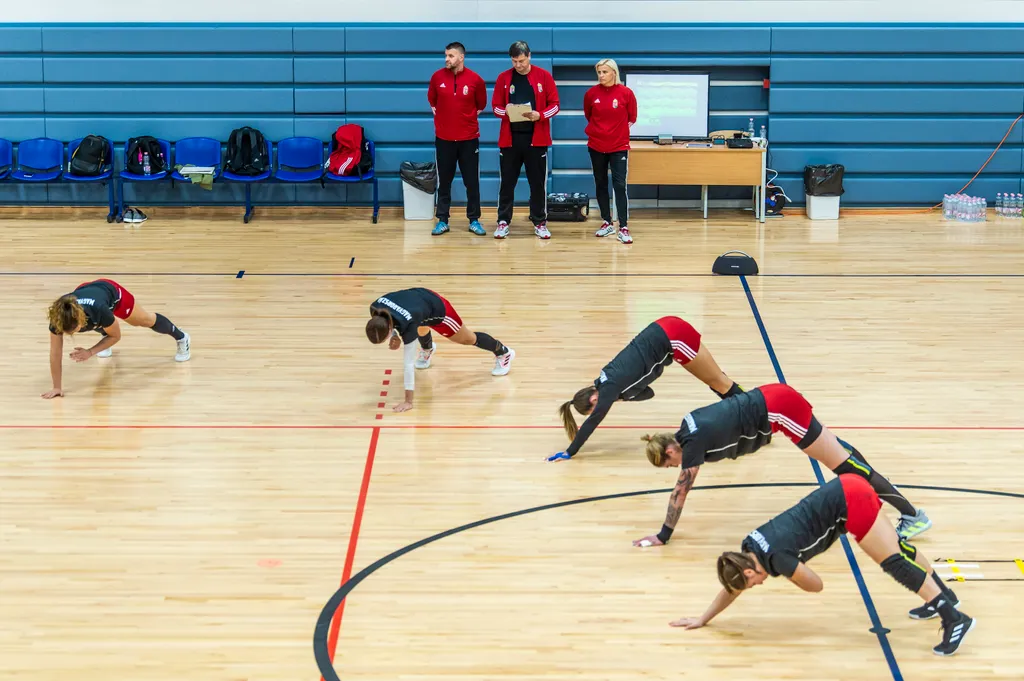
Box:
491 41 560 240
584 59 637 244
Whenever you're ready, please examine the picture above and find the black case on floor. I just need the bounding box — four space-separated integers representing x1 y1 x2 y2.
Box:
546 192 589 221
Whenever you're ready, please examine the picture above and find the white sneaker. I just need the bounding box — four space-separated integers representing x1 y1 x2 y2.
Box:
492 347 515 376
175 332 191 362
617 227 633 244
95 348 112 358
415 345 435 369
595 222 615 237
534 222 551 239
494 221 510 239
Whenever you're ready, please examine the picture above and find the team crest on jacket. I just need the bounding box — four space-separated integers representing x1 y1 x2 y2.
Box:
538 83 543 92
463 85 468 95
613 99 619 108
510 85 515 94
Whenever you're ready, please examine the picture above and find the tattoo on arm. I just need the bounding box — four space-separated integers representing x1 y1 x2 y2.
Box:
665 467 698 529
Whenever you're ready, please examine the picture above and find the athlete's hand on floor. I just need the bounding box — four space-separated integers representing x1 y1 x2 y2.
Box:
633 535 664 548
69 347 93 362
388 335 401 350
546 451 572 462
393 401 413 412
669 617 705 630
41 389 64 399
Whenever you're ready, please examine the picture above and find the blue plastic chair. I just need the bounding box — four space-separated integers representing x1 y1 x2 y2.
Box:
66 137 116 223
171 136 221 184
0 138 12 180
274 137 324 183
10 138 63 182
222 135 272 224
118 138 171 222
324 139 379 223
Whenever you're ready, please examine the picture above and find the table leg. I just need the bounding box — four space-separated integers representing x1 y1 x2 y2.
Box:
702 185 708 219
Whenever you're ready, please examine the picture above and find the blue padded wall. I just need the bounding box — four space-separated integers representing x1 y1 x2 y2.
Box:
0 24 1021 207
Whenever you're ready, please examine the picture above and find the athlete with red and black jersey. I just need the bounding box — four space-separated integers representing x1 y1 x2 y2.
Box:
671 475 975 656
366 288 515 412
635 382 932 546
551 316 741 461
44 278 191 398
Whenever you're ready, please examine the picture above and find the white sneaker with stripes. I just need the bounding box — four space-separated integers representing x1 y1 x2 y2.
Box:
492 347 515 376
415 345 435 369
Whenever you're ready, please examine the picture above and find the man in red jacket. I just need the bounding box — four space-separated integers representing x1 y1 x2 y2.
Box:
492 41 560 239
428 42 488 236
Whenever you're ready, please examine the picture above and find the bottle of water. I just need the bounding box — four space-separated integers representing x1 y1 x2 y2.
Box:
759 124 767 141
143 152 151 176
748 118 755 138
942 194 951 219
981 198 988 221
1017 194 1024 218
995 193 1003 217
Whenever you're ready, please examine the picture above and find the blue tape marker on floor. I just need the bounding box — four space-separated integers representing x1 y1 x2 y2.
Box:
738 274 904 681
349 258 355 268
236 270 245 279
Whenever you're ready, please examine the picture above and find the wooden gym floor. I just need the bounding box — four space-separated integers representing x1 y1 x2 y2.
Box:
1 207 1022 681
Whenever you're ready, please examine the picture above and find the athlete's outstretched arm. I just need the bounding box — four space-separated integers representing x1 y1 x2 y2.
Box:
393 340 417 412
633 465 700 547
562 383 619 458
670 587 741 630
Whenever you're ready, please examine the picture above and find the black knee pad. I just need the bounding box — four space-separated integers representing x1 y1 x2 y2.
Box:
881 553 927 593
832 455 874 481
899 539 918 562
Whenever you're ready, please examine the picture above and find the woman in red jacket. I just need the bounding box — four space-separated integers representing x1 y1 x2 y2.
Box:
584 59 637 244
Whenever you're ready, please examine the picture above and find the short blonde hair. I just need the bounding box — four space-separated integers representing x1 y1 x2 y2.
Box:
595 58 621 85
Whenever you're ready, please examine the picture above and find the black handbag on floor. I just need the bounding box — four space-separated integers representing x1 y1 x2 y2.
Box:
546 192 589 222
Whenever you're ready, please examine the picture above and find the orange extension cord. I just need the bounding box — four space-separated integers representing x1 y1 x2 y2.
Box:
837 112 1024 216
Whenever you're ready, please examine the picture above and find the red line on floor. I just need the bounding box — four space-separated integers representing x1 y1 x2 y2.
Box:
322 425 380 675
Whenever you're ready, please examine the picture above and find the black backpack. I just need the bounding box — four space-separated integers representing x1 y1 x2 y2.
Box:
69 135 110 176
225 127 269 176
126 136 166 175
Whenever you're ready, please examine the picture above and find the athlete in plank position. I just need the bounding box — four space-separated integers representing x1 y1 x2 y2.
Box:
635 383 932 546
670 474 975 656
43 278 191 398
366 288 515 412
549 316 742 461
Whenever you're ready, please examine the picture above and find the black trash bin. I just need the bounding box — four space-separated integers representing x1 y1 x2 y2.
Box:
803 164 845 197
399 161 437 220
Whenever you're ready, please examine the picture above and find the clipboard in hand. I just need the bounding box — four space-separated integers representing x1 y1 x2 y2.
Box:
506 103 533 123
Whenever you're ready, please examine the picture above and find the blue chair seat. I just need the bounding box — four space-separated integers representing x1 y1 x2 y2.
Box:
11 168 61 182
120 169 169 181
65 168 112 182
275 167 322 183
223 168 271 183
325 169 375 183
0 169 8 180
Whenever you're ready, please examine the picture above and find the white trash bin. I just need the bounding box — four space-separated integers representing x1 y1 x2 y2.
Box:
805 194 840 220
402 182 435 221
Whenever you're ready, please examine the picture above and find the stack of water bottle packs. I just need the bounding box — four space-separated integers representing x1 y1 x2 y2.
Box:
942 193 1023 222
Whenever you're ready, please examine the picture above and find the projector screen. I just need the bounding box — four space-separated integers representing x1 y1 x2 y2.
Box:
627 73 710 139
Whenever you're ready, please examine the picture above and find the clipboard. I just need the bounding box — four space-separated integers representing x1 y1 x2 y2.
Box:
506 103 533 123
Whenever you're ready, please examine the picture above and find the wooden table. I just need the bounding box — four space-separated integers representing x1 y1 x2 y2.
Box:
626 141 767 222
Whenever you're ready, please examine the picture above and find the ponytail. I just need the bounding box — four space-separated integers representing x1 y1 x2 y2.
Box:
559 400 579 440
640 433 677 467
559 385 598 442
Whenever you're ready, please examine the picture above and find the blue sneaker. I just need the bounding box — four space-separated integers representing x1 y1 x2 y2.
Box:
432 221 450 236
468 220 485 236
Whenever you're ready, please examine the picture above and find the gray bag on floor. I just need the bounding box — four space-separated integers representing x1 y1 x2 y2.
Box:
400 161 437 194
